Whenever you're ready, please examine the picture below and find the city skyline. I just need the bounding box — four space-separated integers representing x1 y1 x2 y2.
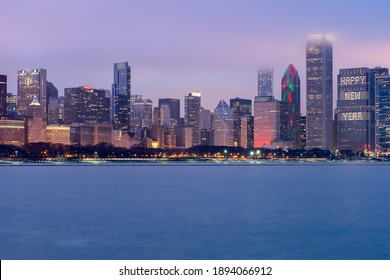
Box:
1 0 390 113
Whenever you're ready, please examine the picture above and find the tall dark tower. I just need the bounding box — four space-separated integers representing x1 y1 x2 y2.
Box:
185 92 201 146
229 98 252 147
281 64 301 148
0 75 6 118
306 34 333 150
112 62 131 132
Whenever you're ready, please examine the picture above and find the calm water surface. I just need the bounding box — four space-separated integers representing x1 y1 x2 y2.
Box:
1 162 390 259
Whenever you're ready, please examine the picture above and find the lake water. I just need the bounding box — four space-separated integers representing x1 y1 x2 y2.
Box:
1 161 390 260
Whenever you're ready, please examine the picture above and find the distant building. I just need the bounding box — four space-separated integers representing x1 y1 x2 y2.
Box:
375 75 390 152
0 119 26 146
212 100 234 147
158 98 180 124
17 69 47 119
112 62 131 132
254 96 280 147
26 98 47 143
240 116 254 149
336 68 375 151
133 97 153 135
46 125 71 145
230 98 252 147
159 104 171 127
64 86 110 125
306 35 333 150
0 75 7 118
280 64 301 148
70 123 112 146
48 96 65 124
46 81 58 118
185 92 201 146
258 67 273 97
6 93 17 119
301 115 307 149
200 107 211 130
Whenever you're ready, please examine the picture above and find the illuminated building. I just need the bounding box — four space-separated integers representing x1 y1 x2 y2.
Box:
301 115 307 149
375 75 390 152
254 96 280 147
240 116 254 149
6 93 17 118
280 64 301 148
64 86 110 124
230 98 252 147
159 104 171 127
213 100 234 147
158 98 180 124
111 129 130 148
0 75 6 118
258 68 273 97
336 68 375 151
17 69 47 120
70 123 112 146
0 119 26 146
26 98 47 143
112 62 131 132
185 92 201 146
133 97 153 135
46 125 71 145
306 35 333 150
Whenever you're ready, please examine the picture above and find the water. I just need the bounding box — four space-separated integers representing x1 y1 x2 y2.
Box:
1 162 390 260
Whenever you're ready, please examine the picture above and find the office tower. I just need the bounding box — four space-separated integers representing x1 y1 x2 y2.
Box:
240 116 254 149
46 81 58 117
0 75 6 118
280 64 301 148
48 96 65 124
212 100 234 147
306 34 333 150
230 98 252 147
112 62 131 132
133 98 153 132
375 75 390 152
0 119 26 146
200 107 211 130
301 115 307 149
185 92 201 146
26 98 47 143
6 93 17 118
254 95 280 147
258 68 273 97
153 107 160 127
336 68 375 151
372 66 389 77
17 69 47 118
64 86 110 124
158 98 180 123
160 104 171 127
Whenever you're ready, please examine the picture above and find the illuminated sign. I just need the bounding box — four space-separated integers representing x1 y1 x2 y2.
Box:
338 112 369 121
338 91 369 101
340 75 366 86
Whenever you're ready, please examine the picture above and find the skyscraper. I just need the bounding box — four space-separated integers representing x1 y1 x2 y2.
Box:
375 75 390 152
17 69 47 119
212 100 234 147
336 68 375 151
112 62 131 132
185 92 201 146
158 98 180 124
64 86 110 124
280 64 301 148
258 68 273 97
0 75 6 118
254 96 280 147
26 97 47 143
306 34 333 150
230 98 252 147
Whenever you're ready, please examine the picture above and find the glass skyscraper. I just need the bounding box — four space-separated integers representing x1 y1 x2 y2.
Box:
306 34 333 150
376 75 390 152
229 98 252 147
112 62 131 132
185 92 201 146
17 69 47 119
258 68 273 97
213 100 234 147
158 98 180 124
280 64 301 148
336 68 375 151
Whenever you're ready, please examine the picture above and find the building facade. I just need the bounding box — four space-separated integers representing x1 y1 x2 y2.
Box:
112 62 131 132
336 68 375 151
230 98 252 147
306 35 333 150
212 100 234 147
185 92 201 146
17 69 47 119
64 86 110 125
376 75 390 152
158 98 180 124
258 68 273 97
254 96 280 147
280 64 301 148
0 119 26 146
0 75 6 118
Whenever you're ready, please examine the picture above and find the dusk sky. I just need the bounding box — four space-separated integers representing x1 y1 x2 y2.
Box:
1 0 390 114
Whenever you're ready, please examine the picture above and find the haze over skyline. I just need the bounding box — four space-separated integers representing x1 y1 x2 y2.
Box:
1 0 390 114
